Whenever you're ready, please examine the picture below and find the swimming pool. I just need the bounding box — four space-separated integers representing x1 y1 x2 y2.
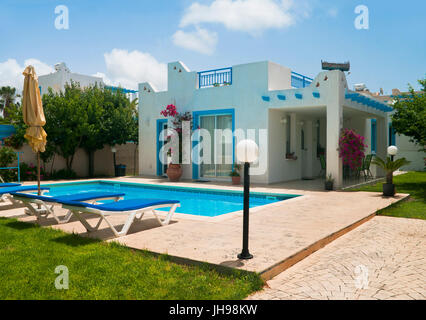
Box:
43 181 300 217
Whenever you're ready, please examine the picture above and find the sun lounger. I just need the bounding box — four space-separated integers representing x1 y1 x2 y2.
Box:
0 183 22 188
0 186 50 203
61 198 180 237
11 191 125 224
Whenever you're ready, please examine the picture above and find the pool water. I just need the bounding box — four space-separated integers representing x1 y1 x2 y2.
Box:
44 181 299 217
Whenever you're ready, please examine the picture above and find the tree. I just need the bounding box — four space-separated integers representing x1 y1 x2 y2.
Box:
101 89 137 173
42 83 88 170
80 87 137 177
5 83 138 177
391 77 426 152
80 85 107 177
0 86 20 119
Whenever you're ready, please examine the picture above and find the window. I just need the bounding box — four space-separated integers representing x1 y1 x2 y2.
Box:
199 114 233 178
371 119 377 153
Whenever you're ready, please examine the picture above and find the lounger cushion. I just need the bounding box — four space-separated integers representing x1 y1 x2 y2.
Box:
0 186 50 195
62 198 180 212
0 183 22 188
10 191 125 203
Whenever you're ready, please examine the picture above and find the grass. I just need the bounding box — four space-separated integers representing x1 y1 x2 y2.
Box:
352 171 426 220
0 218 263 300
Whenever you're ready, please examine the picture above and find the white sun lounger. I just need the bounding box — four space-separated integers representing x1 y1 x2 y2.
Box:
0 186 50 203
11 191 125 224
61 198 180 237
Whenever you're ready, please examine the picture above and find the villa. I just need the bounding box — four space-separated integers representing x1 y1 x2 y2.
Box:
139 61 395 188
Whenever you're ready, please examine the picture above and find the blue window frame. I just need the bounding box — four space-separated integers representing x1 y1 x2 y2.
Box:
371 119 377 154
192 109 235 180
156 119 168 176
389 123 396 146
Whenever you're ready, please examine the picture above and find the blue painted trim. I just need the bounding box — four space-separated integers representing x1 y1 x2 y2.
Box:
295 93 303 99
277 94 286 101
345 92 393 112
262 96 270 102
389 123 396 146
106 86 138 94
198 68 232 89
192 109 235 180
156 119 168 176
291 72 313 88
312 92 320 98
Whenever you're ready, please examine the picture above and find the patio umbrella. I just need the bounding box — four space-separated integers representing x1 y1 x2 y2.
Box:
22 66 47 195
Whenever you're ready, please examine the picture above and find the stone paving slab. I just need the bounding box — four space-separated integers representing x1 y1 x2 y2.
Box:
248 216 426 300
0 178 407 277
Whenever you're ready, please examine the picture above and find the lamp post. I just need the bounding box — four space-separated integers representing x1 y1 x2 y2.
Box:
236 139 259 260
388 145 398 162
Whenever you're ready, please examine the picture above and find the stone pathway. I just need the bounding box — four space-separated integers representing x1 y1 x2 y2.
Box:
248 216 426 300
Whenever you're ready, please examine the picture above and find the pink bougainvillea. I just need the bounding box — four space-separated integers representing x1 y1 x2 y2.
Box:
160 104 193 164
339 129 368 170
160 104 178 118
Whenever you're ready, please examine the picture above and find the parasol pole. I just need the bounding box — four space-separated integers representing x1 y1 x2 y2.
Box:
37 152 41 196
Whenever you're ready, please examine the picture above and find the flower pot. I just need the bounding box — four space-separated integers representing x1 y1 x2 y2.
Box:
382 183 396 197
167 164 183 182
325 181 334 191
231 176 241 185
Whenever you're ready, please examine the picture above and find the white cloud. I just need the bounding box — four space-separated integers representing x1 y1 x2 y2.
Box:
0 58 54 91
99 49 167 91
172 28 218 55
179 0 298 35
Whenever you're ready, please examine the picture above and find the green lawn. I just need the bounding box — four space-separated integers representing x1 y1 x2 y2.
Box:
352 171 426 220
0 218 263 300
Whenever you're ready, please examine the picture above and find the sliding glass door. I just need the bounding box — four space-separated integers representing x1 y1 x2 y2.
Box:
200 114 233 178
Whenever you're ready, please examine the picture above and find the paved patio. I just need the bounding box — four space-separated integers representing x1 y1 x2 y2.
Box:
248 216 426 300
0 177 408 279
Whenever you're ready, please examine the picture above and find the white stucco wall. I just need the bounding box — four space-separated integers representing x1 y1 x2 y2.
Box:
139 61 294 183
139 60 393 185
395 134 424 171
38 63 103 95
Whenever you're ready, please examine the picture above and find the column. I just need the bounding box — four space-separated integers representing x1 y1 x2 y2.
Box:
326 71 344 188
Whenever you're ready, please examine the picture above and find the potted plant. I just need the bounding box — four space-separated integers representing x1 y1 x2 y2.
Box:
285 152 298 160
325 174 334 190
229 164 242 185
371 156 410 196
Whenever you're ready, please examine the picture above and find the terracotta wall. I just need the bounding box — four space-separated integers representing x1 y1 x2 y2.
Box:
8 143 138 178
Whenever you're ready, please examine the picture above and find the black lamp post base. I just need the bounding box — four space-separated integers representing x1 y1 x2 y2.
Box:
238 252 253 260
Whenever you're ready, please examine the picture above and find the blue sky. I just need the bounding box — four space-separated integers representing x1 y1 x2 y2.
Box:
1 0 425 94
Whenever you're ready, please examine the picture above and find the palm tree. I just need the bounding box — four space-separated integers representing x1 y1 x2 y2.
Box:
372 156 411 185
0 86 19 118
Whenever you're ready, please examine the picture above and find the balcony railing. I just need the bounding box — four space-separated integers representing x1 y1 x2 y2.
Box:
198 67 232 89
291 72 313 89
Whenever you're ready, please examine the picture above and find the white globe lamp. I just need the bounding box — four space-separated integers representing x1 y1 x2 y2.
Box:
236 140 259 163
388 146 398 157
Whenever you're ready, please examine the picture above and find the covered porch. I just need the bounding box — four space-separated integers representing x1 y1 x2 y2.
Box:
265 70 392 188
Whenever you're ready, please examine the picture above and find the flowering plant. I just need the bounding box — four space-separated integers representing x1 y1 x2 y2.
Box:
160 104 193 164
339 129 367 170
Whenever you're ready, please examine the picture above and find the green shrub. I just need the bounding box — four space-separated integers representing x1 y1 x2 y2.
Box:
51 168 77 180
0 147 17 167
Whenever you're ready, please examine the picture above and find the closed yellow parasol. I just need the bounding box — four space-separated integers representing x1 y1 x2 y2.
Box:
22 66 47 194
